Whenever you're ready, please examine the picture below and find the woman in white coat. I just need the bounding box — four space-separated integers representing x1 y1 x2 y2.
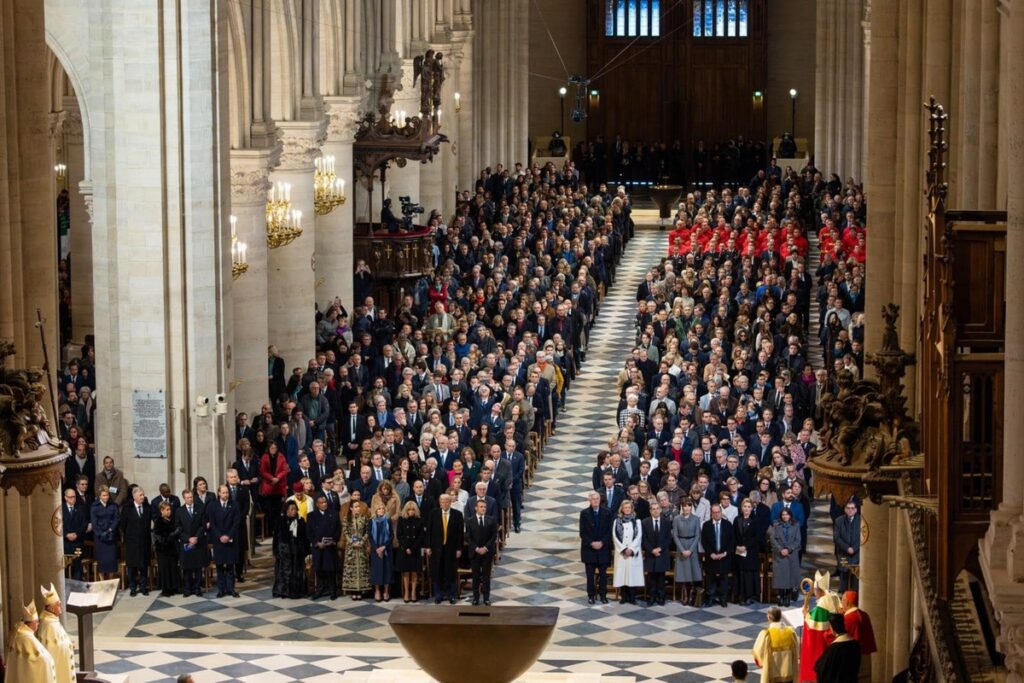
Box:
612 499 644 604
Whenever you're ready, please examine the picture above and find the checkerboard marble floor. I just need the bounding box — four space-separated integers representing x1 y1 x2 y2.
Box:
92 231 828 682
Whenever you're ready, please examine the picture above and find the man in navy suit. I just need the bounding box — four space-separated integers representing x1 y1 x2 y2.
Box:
770 485 807 526
502 438 526 533
209 484 241 598
642 511 673 606
599 471 625 515
62 488 88 580
579 491 613 604
468 481 498 520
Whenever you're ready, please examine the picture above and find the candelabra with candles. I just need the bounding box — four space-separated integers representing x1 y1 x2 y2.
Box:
54 163 67 181
229 215 248 280
313 155 347 215
265 181 303 249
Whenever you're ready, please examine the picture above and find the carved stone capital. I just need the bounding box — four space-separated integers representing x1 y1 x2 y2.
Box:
324 97 364 143
79 180 94 223
49 107 83 143
230 147 279 205
998 0 1013 17
276 118 328 171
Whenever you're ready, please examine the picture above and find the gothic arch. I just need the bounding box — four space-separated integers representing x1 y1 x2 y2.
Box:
226 0 252 149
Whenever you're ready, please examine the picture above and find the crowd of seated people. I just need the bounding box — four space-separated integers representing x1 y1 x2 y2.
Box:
582 165 867 609
59 162 635 605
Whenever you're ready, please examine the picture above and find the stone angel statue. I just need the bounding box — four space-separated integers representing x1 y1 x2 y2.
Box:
413 50 435 117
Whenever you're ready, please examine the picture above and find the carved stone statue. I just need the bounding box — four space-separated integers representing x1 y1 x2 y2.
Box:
413 50 435 117
811 305 919 472
0 341 57 458
430 52 445 112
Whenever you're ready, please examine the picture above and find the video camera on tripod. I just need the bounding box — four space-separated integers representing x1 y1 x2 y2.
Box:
399 196 425 219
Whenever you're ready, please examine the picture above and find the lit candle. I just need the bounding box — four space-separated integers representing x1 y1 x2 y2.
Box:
437 107 442 124
284 183 291 202
294 210 302 228
239 242 247 263
454 92 461 104
339 179 346 197
229 214 238 233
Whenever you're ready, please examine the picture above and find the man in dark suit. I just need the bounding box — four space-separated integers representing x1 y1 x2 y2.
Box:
579 491 613 604
176 489 208 597
351 465 379 501
599 471 625 514
426 493 464 603
150 483 181 520
62 488 88 580
469 481 498 520
833 498 861 592
235 412 255 445
288 454 316 489
227 469 251 582
341 402 369 465
465 499 498 605
642 511 673 605
409 480 437 518
501 439 526 533
700 504 735 607
209 484 241 598
121 487 152 596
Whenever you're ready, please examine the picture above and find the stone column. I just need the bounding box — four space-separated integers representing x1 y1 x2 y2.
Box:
858 501 891 683
472 0 528 168
980 3 1024 653
0 0 59 391
956 0 981 208
319 96 361 311
977 0 1000 209
229 149 275 417
452 21 476 189
268 120 325 372
0 447 68 643
863 0 899 369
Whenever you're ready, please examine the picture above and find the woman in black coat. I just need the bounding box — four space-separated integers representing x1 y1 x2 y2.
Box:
395 501 426 602
152 501 181 596
590 451 610 491
272 500 309 599
732 498 762 605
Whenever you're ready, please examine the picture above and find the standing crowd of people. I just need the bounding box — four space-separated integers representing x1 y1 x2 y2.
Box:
57 160 634 608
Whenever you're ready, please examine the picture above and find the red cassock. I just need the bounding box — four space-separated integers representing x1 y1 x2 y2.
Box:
844 607 878 654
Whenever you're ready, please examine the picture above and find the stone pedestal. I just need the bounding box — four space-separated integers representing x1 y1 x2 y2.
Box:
0 445 69 644
268 120 325 371
230 148 275 417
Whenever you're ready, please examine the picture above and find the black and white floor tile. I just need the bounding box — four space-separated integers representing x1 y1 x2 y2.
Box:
93 231 828 681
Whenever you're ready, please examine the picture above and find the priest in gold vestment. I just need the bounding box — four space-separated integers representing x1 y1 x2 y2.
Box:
5 601 56 683
37 584 75 683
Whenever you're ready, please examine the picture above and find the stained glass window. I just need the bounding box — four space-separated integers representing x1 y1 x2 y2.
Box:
692 0 748 38
605 0 661 37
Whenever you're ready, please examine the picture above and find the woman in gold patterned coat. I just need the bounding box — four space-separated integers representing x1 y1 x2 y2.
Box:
341 499 371 598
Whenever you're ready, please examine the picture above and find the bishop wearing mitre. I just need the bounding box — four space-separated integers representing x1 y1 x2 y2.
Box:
5 600 57 683
38 583 76 683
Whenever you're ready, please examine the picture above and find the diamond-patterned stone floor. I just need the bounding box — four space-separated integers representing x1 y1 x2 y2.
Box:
93 230 821 681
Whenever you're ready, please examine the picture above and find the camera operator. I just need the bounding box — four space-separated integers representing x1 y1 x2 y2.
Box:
381 198 401 233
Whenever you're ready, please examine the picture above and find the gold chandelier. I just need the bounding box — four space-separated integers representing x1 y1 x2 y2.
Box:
229 215 248 280
266 181 303 249
313 155 347 215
